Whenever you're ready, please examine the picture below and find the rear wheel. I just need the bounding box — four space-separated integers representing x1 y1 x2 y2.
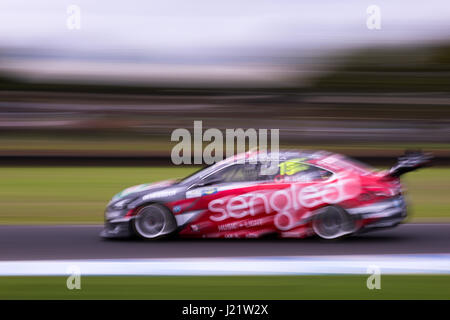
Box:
132 203 177 239
312 206 356 239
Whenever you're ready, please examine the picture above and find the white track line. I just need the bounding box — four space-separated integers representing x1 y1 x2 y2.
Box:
0 254 449 276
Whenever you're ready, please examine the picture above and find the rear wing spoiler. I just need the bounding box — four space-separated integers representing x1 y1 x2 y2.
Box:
388 151 433 177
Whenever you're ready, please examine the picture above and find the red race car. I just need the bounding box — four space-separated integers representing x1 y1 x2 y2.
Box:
101 150 431 240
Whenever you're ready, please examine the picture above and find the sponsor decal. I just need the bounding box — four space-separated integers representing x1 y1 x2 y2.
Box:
207 171 360 231
273 171 328 183
278 158 308 176
142 188 179 200
201 188 218 196
217 216 273 232
186 183 254 199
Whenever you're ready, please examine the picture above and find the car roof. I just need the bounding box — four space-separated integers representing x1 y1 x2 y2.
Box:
217 149 373 173
180 149 373 185
220 149 333 164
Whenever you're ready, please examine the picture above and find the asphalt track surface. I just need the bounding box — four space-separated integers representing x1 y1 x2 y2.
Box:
0 224 449 261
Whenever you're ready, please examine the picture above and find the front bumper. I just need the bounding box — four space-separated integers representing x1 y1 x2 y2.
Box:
101 219 134 238
100 208 135 239
347 195 407 230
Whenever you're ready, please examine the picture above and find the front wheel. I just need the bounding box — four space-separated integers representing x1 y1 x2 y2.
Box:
312 206 356 239
132 203 177 240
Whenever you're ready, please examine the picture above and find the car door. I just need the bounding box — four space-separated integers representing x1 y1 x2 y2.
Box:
245 159 334 233
180 162 268 237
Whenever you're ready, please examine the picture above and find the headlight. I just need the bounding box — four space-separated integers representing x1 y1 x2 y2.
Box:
112 198 132 209
105 210 123 220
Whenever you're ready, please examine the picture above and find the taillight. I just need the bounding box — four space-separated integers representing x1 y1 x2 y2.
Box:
360 187 394 200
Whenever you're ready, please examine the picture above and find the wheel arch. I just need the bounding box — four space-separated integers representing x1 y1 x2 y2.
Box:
311 204 357 239
130 202 178 240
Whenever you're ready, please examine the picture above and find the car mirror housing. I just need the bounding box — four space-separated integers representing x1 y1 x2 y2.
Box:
195 177 222 188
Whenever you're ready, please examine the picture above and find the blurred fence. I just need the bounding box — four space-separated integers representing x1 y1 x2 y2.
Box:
0 44 449 162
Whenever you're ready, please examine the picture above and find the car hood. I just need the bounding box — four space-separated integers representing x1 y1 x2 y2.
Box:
110 180 177 203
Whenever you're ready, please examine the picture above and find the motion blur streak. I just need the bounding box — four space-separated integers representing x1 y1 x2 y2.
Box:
0 224 449 261
0 1 449 158
0 0 448 301
1 254 449 276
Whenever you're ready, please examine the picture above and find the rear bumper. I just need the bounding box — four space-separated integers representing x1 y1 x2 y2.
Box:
347 195 407 230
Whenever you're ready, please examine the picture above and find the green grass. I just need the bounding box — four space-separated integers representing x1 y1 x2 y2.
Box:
0 167 195 224
402 169 450 219
0 167 448 224
0 275 449 299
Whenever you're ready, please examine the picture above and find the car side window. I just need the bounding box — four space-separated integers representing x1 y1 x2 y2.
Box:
257 161 280 181
297 165 333 181
204 163 260 184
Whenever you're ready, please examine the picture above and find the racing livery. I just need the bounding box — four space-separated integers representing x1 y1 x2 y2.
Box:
101 150 431 240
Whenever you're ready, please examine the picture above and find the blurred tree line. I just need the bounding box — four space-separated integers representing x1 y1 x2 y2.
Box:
312 44 450 92
0 43 449 94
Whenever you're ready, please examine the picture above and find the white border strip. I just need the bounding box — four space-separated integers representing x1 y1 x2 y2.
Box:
0 254 449 276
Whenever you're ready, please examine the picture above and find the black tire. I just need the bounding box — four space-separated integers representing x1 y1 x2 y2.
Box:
312 206 356 239
132 203 177 240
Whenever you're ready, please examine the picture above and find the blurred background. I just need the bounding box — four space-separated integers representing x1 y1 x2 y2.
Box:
0 0 449 223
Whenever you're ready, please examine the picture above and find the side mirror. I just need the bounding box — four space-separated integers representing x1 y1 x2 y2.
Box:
195 177 222 188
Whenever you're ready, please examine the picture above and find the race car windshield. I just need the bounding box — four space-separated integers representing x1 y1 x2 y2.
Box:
178 163 220 185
